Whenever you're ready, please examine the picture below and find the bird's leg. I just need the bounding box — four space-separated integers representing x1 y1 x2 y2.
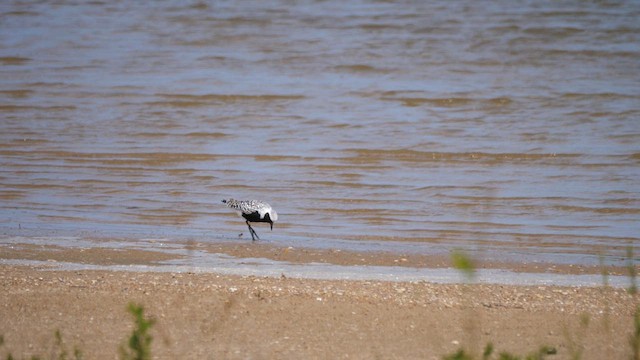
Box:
246 221 260 241
249 225 260 241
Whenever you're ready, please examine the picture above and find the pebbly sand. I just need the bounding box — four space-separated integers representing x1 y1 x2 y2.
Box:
1 257 638 360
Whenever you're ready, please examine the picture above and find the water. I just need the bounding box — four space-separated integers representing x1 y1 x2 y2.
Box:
1 0 639 270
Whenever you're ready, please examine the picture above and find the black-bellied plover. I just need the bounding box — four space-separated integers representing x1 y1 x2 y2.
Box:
222 198 278 241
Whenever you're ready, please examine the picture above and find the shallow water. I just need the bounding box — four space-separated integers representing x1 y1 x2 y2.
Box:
1 1 639 270
0 236 633 288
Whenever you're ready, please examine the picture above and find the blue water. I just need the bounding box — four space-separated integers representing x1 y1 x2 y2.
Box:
1 0 639 271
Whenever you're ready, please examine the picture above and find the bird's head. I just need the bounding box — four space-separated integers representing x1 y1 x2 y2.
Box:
268 209 278 230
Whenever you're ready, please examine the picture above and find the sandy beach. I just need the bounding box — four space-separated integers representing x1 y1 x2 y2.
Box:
2 1 639 359
1 262 637 360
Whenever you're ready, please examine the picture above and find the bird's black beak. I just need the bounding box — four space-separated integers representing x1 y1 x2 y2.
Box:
270 222 273 230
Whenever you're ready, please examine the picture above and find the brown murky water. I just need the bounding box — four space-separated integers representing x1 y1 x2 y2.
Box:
1 1 639 271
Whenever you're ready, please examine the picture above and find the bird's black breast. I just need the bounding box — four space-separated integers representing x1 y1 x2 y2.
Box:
242 211 272 223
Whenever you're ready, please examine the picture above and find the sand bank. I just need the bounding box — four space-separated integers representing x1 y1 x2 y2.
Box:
0 264 637 359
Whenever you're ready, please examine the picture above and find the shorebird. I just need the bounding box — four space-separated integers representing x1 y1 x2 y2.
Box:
222 198 278 241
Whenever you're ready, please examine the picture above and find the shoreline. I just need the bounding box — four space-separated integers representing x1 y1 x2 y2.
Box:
1 234 637 289
1 234 635 276
0 258 634 289
1 264 638 359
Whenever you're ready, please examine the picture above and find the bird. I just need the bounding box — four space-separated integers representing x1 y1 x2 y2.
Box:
222 198 278 241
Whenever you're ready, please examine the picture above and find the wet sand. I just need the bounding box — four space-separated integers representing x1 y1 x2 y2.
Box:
1 238 634 277
193 241 635 276
2 236 638 290
1 262 637 360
